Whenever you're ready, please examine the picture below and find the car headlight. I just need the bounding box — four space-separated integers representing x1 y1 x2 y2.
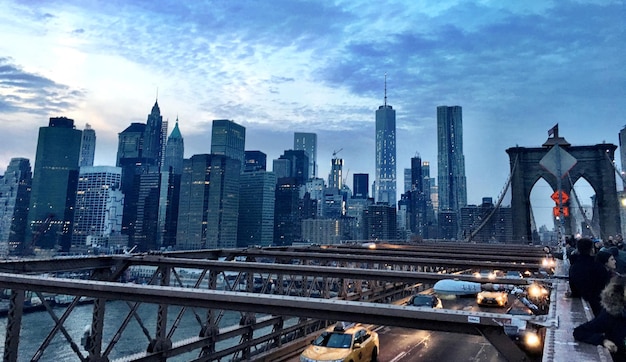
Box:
524 331 541 348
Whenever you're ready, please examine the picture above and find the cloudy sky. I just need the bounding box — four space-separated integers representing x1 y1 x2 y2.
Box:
0 0 624 228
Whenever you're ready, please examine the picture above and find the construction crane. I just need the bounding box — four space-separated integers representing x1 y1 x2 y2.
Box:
332 148 343 158
343 168 350 187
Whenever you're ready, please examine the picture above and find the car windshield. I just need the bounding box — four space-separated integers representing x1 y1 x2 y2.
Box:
313 332 353 348
411 295 434 306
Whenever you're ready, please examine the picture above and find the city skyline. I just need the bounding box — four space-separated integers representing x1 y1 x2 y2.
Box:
1 1 624 228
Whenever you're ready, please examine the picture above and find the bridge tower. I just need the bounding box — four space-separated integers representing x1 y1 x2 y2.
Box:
506 133 619 243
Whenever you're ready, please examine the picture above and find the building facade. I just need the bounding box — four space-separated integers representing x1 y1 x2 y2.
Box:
274 177 303 246
353 173 369 199
211 119 246 172
460 198 513 243
27 117 82 251
71 166 124 252
244 151 267 172
164 119 184 175
176 154 240 250
79 123 96 167
363 204 397 241
437 105 467 213
328 158 343 191
294 132 317 178
237 171 276 247
161 120 184 249
143 100 166 170
0 158 31 256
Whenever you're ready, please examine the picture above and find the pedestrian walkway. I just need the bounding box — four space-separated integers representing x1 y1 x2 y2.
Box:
543 261 612 362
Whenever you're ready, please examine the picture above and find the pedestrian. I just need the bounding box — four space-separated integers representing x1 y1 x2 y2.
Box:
569 238 607 315
573 276 626 361
595 249 619 281
612 245 626 275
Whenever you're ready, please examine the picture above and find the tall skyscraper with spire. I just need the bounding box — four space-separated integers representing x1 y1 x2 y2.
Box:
375 76 397 206
162 119 184 248
437 105 467 214
164 118 184 175
143 100 165 170
116 100 168 251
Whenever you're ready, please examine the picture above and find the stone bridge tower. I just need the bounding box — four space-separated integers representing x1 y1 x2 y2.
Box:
506 132 619 243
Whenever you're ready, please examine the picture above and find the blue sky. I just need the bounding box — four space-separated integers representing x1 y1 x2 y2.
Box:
0 0 624 228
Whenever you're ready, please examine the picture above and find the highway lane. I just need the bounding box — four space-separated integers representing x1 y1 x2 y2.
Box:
375 325 506 362
290 293 539 361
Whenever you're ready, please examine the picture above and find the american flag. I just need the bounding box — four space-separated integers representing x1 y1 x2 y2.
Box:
548 124 558 137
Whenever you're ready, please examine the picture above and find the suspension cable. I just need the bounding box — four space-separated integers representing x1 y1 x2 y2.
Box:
465 155 519 242
567 174 598 239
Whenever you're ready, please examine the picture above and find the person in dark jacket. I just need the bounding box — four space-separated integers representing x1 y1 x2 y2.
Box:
569 238 607 315
573 276 626 361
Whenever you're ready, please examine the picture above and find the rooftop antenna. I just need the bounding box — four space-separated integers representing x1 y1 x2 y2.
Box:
384 73 387 107
156 87 159 101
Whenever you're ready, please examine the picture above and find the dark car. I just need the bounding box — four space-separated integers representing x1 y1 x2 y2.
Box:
504 306 543 354
407 294 443 308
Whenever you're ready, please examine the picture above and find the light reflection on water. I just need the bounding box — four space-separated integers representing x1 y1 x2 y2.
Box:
0 300 248 361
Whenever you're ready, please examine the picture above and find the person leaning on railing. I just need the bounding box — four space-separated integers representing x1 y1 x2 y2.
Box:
569 237 607 316
573 276 626 362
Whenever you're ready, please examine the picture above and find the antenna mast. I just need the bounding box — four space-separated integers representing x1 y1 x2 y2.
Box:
384 73 387 107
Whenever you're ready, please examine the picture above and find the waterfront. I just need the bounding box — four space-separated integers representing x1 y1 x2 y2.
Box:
0 299 253 361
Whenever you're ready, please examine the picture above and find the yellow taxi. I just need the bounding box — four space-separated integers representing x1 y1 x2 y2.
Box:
476 290 509 307
300 321 379 362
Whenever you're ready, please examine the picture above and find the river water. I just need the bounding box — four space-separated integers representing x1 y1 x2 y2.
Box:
0 300 251 361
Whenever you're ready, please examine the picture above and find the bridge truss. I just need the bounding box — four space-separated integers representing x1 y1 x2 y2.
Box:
0 243 551 362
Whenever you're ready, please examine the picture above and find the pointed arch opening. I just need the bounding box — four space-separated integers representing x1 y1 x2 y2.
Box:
530 177 555 242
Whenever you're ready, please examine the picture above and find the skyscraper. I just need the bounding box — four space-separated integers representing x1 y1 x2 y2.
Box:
363 204 397 240
71 166 123 251
328 157 343 190
277 150 309 185
162 120 184 249
117 122 158 249
437 105 467 214
375 78 396 206
27 117 82 251
0 158 31 256
79 123 96 167
274 177 303 246
294 132 317 178
143 100 165 169
352 173 369 199
244 151 267 172
237 171 276 247
211 119 246 172
176 154 240 249
164 118 184 175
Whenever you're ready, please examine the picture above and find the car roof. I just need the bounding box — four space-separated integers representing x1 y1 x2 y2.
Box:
478 290 508 295
330 321 361 333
